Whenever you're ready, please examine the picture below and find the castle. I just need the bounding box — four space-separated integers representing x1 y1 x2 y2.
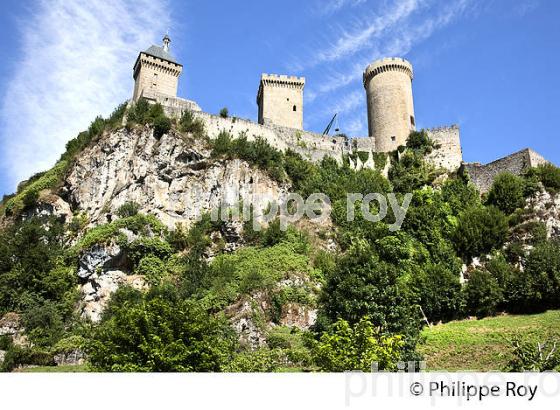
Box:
132 36 547 191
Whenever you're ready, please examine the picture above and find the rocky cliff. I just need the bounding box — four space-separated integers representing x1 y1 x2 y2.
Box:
63 125 287 230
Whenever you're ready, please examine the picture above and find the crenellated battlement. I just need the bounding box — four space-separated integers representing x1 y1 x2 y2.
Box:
363 57 414 84
130 37 555 178
260 73 305 85
257 73 305 130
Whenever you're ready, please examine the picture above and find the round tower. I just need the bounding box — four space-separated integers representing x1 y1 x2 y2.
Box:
363 58 415 152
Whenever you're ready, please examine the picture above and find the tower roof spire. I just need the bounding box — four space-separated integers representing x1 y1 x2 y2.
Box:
163 34 171 53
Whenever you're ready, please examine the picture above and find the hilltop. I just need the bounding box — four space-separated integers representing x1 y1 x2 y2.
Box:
0 100 560 372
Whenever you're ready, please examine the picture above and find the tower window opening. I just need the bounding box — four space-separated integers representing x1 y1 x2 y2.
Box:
410 115 415 127
293 105 297 112
391 136 396 142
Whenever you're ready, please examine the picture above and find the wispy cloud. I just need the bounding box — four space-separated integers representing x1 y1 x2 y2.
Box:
514 0 539 17
319 0 367 15
0 0 172 191
305 0 473 101
314 0 421 65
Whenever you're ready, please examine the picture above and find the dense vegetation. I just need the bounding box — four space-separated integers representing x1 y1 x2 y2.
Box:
1 106 560 372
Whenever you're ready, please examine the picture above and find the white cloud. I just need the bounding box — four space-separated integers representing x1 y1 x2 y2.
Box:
0 0 172 190
319 0 367 15
306 0 473 101
314 0 421 65
514 0 539 17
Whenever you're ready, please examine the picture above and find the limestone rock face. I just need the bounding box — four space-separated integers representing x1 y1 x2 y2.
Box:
528 190 560 240
77 243 128 279
0 312 27 347
81 270 147 322
64 126 287 230
21 194 73 224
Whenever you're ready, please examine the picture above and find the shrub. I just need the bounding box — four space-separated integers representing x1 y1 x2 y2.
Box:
136 255 166 285
463 270 502 318
153 115 172 139
211 130 233 157
88 287 237 371
224 348 284 372
0 217 71 315
178 110 205 137
219 107 229 118
523 241 560 308
452 206 509 261
313 317 404 372
125 237 173 267
411 263 464 323
317 241 421 356
441 176 480 216
389 150 438 193
210 133 286 182
406 130 437 155
487 172 526 215
127 99 151 124
167 223 189 251
1 345 55 372
22 301 65 347
76 213 167 251
526 163 560 194
506 338 560 371
116 201 140 218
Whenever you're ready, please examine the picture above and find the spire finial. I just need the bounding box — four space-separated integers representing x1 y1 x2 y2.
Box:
162 33 171 53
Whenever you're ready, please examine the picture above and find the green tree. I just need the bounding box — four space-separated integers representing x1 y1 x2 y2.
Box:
463 270 502 318
153 115 171 139
524 241 560 308
178 110 205 137
452 206 509 261
88 285 237 371
487 172 526 215
313 316 404 372
317 240 421 356
411 263 464 323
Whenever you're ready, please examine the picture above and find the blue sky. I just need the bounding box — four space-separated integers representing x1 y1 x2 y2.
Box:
0 0 558 197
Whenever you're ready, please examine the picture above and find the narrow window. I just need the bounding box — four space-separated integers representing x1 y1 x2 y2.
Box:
293 105 297 112
391 136 396 142
410 115 415 127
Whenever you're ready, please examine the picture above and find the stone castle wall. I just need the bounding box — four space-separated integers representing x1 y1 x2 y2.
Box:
462 148 548 193
195 112 351 164
136 98 462 175
133 53 182 102
426 125 463 171
257 74 305 130
143 91 201 118
364 58 415 152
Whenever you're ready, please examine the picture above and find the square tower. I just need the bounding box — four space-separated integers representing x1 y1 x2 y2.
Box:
257 74 305 129
133 35 183 102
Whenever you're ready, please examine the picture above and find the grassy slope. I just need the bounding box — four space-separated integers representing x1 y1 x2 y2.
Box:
418 310 560 371
17 364 91 373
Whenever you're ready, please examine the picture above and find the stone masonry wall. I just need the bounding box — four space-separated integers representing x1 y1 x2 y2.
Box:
364 58 415 152
257 74 305 130
426 125 463 171
195 112 351 164
462 148 549 193
133 53 182 102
